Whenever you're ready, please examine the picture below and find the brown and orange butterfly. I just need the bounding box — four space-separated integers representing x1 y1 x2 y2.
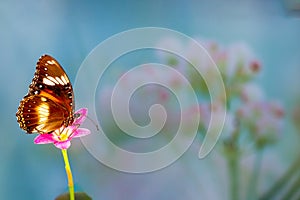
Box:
16 55 75 134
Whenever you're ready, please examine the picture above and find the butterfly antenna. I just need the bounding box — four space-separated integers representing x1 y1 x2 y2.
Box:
86 115 100 131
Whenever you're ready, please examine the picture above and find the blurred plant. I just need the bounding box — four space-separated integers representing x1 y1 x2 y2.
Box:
157 38 285 200
97 37 289 199
258 103 300 200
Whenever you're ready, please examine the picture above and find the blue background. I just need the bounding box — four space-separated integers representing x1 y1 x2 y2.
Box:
1 0 300 199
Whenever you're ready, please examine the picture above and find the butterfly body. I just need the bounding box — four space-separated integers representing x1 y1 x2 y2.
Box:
16 55 74 134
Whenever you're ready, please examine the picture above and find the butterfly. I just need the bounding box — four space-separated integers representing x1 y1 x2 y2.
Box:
16 55 75 134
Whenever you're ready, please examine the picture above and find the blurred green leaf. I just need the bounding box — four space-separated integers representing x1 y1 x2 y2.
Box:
55 192 92 200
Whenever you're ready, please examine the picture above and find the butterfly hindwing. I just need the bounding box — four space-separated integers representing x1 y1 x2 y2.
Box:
16 95 70 133
16 55 74 134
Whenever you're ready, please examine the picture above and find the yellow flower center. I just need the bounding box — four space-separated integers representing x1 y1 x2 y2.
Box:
52 126 73 142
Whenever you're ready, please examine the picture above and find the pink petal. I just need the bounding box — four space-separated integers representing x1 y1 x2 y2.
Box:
73 108 88 125
34 134 55 144
54 141 71 149
72 128 91 138
65 125 77 132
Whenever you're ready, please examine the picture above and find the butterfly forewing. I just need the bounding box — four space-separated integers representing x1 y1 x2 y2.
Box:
29 55 74 110
16 55 74 134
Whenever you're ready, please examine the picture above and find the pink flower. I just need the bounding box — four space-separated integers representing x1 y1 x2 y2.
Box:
34 108 91 149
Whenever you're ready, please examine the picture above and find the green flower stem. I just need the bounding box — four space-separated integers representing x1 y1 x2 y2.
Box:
259 155 300 200
246 150 263 200
62 149 75 200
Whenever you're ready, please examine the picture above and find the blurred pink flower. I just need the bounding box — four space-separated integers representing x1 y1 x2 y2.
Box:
237 101 284 145
34 108 90 149
198 102 236 138
240 83 265 102
227 42 260 79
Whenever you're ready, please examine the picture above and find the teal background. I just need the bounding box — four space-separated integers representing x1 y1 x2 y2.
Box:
1 0 300 199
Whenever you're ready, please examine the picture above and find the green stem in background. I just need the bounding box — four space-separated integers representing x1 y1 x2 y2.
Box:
259 155 300 200
282 172 300 199
225 113 240 200
227 149 240 200
225 86 241 200
62 149 75 200
246 150 263 200
225 129 240 200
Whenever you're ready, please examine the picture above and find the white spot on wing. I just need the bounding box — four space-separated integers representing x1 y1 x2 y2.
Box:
38 103 49 114
55 77 65 85
36 124 45 130
47 60 55 65
61 75 68 85
47 76 59 84
37 103 50 129
43 78 55 86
